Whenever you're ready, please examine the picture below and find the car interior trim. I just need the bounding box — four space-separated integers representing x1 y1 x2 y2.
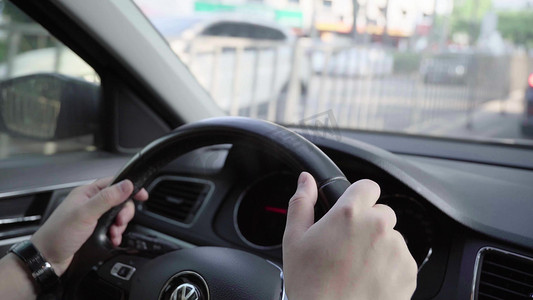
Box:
0 235 31 247
140 175 215 228
131 225 196 249
266 260 285 300
329 129 533 171
418 248 433 273
0 179 95 200
0 216 42 226
470 246 533 300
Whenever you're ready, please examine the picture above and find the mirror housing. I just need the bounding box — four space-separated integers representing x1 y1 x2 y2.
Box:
0 73 99 140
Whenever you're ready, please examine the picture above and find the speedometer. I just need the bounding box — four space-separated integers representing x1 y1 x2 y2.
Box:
379 194 435 269
235 173 297 249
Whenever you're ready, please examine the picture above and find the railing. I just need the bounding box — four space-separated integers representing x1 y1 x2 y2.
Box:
0 23 55 78
177 36 296 120
185 36 516 136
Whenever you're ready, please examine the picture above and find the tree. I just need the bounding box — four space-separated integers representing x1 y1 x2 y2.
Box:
449 0 492 44
497 10 533 48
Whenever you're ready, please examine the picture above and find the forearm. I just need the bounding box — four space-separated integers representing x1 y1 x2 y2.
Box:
0 253 38 300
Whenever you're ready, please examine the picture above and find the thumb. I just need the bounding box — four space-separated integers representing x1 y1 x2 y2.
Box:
85 180 134 220
284 172 318 243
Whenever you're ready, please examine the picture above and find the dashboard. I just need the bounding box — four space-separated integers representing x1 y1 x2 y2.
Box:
2 131 533 299
127 132 533 300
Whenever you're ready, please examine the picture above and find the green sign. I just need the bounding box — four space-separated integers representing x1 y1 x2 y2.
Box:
275 9 303 27
194 1 303 28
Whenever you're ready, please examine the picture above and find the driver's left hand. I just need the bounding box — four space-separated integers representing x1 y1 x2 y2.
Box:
30 178 148 276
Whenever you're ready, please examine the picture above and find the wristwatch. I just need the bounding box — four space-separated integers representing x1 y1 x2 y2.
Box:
8 240 60 293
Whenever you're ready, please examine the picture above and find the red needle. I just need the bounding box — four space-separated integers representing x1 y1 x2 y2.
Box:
264 206 288 215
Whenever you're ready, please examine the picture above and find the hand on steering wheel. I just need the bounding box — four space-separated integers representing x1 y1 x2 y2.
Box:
31 178 148 276
57 117 416 300
283 172 417 300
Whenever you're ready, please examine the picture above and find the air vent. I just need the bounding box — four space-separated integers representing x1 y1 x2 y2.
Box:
0 192 50 239
144 177 212 224
475 247 533 300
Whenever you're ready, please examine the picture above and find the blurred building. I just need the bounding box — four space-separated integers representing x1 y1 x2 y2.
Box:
135 0 452 46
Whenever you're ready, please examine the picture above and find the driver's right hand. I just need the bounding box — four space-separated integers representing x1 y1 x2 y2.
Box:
283 172 417 300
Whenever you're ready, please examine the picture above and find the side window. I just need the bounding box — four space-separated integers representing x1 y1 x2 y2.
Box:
0 1 101 160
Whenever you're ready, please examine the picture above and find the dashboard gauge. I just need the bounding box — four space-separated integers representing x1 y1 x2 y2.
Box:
235 173 297 249
378 195 435 270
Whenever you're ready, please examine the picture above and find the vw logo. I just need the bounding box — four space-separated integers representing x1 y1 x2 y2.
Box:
170 283 200 300
160 271 208 300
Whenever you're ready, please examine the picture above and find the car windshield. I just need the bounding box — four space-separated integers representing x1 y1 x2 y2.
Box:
135 0 533 146
151 16 204 38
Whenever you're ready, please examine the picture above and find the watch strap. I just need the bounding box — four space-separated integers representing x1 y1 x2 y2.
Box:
9 240 59 293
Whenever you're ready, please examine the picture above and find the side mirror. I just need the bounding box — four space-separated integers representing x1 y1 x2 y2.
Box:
0 73 99 140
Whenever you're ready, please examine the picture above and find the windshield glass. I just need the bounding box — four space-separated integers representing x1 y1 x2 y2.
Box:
135 0 533 145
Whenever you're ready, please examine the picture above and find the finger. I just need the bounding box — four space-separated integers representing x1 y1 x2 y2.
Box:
115 201 135 226
392 229 411 252
85 180 134 219
284 172 318 242
110 223 128 240
335 179 381 210
133 188 149 201
110 232 123 247
372 203 397 229
93 177 113 190
74 177 113 199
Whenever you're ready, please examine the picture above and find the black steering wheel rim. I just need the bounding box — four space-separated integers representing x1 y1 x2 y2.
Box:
64 116 351 299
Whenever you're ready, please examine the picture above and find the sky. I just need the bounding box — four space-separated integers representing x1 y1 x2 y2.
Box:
493 0 533 9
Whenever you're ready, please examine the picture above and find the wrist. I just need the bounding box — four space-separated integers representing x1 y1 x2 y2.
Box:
30 232 69 276
1 253 39 297
9 240 60 293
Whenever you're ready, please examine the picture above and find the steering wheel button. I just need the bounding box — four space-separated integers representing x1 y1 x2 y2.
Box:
110 263 136 281
118 266 131 277
135 240 148 250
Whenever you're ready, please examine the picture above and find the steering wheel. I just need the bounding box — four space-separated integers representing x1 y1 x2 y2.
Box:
63 117 351 299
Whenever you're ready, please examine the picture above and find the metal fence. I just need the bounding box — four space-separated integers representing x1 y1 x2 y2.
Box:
182 36 516 134
0 23 55 78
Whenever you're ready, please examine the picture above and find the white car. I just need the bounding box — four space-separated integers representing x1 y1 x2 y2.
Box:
152 15 309 117
311 46 394 77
